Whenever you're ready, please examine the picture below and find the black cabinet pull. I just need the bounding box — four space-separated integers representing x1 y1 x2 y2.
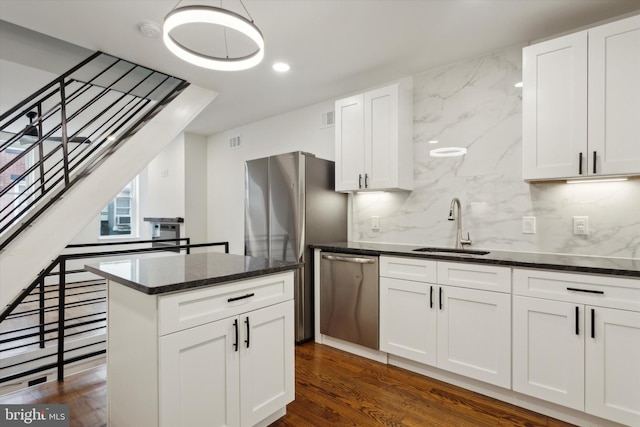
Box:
575 306 579 335
228 293 255 302
359 174 362 189
365 173 369 188
233 319 239 352
439 287 443 310
429 286 433 309
245 317 250 348
579 152 583 175
567 287 604 295
591 309 595 339
593 151 597 174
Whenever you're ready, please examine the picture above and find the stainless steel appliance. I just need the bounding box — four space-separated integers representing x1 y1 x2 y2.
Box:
245 152 347 343
145 217 183 252
319 253 379 349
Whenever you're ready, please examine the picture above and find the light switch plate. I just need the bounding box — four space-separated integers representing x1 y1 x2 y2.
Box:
522 216 536 234
573 216 589 235
371 216 380 231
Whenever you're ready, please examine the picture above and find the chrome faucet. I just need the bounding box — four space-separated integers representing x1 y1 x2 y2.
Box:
448 197 472 249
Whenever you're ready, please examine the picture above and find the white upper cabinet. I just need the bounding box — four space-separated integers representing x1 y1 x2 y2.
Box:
335 80 413 191
588 16 640 176
523 14 640 181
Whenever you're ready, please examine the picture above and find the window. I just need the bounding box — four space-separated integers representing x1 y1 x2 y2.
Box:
100 178 137 237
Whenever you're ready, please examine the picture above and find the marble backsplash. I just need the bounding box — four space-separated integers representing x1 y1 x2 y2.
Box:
351 44 640 259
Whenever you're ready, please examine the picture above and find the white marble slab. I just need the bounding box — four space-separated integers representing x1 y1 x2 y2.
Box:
352 45 640 259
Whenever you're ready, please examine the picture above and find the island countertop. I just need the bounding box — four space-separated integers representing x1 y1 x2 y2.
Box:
311 241 640 278
85 251 302 295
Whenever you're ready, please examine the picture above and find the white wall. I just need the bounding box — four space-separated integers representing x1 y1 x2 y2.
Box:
71 132 209 245
207 101 337 254
207 44 640 259
184 133 208 244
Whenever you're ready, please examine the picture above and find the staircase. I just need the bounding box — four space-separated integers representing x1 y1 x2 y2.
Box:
0 51 217 311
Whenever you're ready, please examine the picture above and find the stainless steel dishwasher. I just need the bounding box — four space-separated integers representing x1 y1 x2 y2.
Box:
319 252 379 349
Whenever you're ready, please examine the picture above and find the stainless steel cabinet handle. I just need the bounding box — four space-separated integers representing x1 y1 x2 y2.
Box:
321 254 376 264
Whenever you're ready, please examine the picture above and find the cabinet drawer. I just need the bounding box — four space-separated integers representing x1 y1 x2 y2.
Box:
380 256 437 283
437 262 511 293
513 269 640 312
158 272 294 336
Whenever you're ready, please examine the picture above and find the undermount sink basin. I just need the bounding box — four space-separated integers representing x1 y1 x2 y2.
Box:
412 247 490 256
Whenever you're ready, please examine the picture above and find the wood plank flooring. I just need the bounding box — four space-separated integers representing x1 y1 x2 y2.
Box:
0 341 575 427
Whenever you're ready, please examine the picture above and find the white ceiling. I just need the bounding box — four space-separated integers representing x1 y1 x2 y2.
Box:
1 0 639 136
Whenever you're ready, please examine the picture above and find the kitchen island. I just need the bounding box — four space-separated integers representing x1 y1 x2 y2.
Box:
86 252 301 427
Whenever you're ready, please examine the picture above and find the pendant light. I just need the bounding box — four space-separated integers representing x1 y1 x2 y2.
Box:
163 1 264 71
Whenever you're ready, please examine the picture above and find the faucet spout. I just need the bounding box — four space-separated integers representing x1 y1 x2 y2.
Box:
448 197 471 249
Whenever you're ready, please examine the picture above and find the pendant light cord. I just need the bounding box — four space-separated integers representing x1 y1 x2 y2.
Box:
170 0 183 12
221 0 229 59
238 0 254 23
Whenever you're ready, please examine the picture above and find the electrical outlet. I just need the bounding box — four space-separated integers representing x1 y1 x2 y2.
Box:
371 216 380 231
573 216 589 235
522 216 536 234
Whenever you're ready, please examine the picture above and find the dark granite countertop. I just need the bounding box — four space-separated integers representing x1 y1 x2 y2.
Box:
86 252 302 295
311 242 640 278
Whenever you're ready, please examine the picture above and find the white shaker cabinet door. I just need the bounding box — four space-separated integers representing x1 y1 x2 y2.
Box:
159 319 240 427
240 300 295 427
364 85 398 190
380 277 437 365
585 306 640 426
588 14 640 176
335 94 365 191
436 286 511 388
522 31 588 180
512 296 584 411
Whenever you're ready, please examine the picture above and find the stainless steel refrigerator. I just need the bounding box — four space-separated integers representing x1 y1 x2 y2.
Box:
245 151 347 343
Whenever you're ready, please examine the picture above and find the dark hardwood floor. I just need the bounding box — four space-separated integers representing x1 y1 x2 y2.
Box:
0 342 574 427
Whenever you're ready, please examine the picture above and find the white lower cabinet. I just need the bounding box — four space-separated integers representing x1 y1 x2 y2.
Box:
107 272 295 427
512 296 585 410
513 268 640 426
380 277 436 365
437 285 511 388
586 307 640 425
379 258 640 426
379 257 511 388
159 301 294 427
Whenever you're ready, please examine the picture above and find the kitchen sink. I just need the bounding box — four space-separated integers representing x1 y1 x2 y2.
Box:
412 247 490 256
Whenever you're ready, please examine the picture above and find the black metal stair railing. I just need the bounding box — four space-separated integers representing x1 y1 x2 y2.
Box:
0 52 189 250
0 239 230 388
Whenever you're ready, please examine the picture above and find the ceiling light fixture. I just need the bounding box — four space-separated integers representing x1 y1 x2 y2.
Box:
430 147 467 157
163 2 264 71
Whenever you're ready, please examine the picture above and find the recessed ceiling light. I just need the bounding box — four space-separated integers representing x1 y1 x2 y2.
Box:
273 62 290 72
138 21 161 38
514 81 523 88
428 140 439 144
